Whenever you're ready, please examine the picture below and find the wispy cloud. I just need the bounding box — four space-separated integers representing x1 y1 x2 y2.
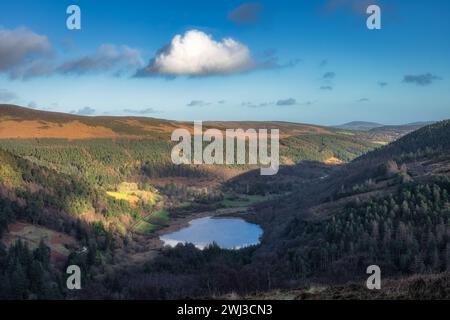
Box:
123 108 159 115
299 100 316 106
402 73 442 86
27 101 38 109
243 98 310 108
228 3 263 26
323 0 383 16
242 101 271 108
322 71 336 80
71 106 96 116
0 26 143 79
187 100 211 107
276 98 297 106
57 44 143 75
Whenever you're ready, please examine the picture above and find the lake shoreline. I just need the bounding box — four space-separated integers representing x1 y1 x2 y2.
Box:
155 207 264 249
121 207 258 268
156 207 251 239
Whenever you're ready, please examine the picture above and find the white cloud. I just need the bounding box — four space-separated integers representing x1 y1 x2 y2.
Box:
137 30 255 77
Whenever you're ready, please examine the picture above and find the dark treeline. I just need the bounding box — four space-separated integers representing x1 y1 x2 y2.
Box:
0 241 64 299
79 244 269 299
141 162 209 179
281 179 450 283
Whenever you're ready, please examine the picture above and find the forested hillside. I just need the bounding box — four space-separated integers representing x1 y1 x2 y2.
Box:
0 104 383 178
0 149 123 299
251 121 450 285
69 121 450 299
0 105 448 299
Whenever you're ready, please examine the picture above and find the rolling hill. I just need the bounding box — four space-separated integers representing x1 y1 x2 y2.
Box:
0 104 383 187
334 121 384 131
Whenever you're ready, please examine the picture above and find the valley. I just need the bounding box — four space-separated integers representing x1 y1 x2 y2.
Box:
0 104 448 300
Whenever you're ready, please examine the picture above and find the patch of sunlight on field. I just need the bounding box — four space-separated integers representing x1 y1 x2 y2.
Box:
107 182 161 205
324 157 344 165
106 191 133 201
373 140 388 145
336 131 355 136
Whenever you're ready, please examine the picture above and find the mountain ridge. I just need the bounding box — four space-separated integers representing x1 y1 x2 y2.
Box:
334 121 384 131
0 104 433 147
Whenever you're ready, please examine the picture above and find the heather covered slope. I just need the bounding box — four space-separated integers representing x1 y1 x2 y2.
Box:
0 104 381 185
0 104 186 139
0 104 356 138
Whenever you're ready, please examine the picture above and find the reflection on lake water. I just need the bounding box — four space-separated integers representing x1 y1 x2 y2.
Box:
160 216 263 250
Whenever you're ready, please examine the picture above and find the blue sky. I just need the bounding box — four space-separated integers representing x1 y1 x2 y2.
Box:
0 0 449 125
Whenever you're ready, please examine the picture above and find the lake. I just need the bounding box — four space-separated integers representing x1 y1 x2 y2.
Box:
160 216 263 250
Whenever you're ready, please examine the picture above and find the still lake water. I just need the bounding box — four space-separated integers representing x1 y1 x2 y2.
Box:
160 216 263 250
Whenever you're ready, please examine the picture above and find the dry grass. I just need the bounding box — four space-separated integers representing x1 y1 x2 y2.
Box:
0 119 124 139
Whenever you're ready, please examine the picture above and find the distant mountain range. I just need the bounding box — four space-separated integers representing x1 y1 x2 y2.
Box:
334 121 384 131
334 121 435 132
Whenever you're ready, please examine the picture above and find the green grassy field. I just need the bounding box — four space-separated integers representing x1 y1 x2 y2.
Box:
133 220 159 235
221 193 269 208
133 209 170 235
